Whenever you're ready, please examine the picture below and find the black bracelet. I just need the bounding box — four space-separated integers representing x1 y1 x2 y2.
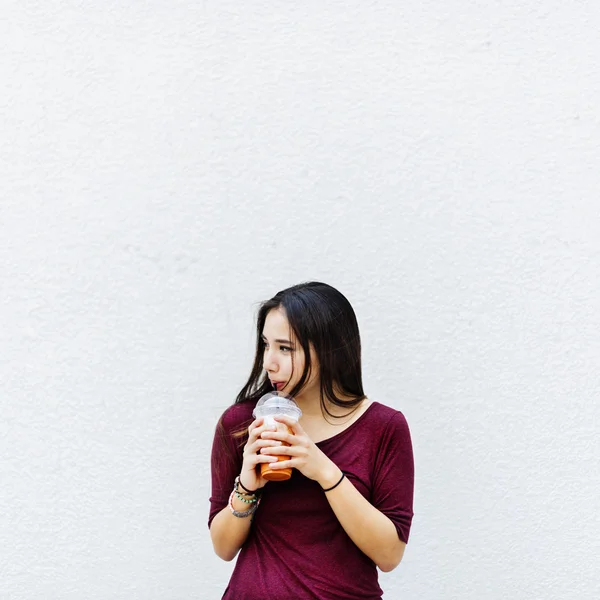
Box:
322 472 345 492
236 475 259 495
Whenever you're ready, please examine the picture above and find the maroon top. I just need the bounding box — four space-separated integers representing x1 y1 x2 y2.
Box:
209 400 414 600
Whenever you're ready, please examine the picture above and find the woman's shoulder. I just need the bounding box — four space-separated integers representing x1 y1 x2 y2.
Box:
218 399 256 433
365 400 411 434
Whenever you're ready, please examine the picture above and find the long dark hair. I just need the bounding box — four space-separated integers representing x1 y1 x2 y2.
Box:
236 281 366 418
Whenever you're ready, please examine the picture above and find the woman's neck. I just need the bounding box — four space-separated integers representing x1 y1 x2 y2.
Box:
294 386 366 420
294 389 323 418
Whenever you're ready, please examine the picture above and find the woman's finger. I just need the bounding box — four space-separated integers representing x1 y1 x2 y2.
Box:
260 446 308 461
249 418 278 439
273 415 305 436
260 428 307 446
260 445 303 457
267 458 296 470
247 422 276 446
260 431 294 446
244 438 282 454
247 418 264 436
248 453 279 466
246 438 283 455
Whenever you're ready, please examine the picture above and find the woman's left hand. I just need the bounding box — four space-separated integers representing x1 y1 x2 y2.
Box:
259 415 341 488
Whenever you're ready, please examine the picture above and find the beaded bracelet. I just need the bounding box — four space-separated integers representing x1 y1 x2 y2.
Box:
234 490 257 504
228 490 260 518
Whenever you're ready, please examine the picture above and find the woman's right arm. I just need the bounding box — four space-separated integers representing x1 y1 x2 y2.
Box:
209 418 279 561
209 496 256 561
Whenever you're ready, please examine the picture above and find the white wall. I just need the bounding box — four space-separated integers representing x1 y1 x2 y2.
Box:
2 2 599 599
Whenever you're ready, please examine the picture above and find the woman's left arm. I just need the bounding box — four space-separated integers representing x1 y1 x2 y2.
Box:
318 467 406 571
261 416 408 572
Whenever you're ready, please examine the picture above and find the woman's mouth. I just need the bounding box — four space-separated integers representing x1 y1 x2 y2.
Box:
271 381 284 391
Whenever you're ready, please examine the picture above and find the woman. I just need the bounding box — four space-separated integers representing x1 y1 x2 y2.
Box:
209 282 414 599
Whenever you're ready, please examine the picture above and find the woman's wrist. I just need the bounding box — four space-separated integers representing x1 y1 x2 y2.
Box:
229 476 262 517
322 472 345 492
237 474 261 494
317 464 343 490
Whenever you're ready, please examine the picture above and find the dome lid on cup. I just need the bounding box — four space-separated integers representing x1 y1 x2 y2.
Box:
252 391 302 420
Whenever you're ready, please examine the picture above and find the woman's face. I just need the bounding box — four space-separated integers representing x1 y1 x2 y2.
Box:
262 307 319 398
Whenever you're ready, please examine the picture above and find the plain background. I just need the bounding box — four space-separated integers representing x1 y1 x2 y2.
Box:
2 2 599 599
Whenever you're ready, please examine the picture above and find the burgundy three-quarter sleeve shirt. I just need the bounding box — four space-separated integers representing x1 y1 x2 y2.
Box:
209 400 414 600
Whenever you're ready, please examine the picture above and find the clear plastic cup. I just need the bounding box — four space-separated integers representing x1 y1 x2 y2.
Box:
253 392 302 481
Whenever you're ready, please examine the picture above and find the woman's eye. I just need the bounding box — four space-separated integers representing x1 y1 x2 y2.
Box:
263 341 292 353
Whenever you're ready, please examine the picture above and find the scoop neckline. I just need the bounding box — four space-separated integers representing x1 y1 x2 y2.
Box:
314 401 379 446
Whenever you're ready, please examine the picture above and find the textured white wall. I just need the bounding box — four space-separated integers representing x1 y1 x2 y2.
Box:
2 2 599 599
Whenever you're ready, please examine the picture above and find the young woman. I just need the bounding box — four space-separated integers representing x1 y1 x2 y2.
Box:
209 282 414 600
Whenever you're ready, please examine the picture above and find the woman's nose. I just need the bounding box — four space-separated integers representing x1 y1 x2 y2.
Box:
263 348 278 372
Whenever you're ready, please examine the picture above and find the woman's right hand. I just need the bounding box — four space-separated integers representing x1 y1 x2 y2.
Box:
239 417 281 492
